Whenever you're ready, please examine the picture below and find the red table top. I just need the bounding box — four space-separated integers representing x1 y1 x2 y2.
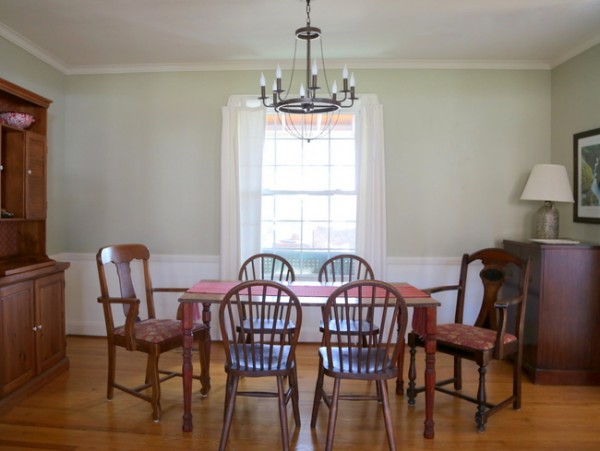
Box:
187 280 430 299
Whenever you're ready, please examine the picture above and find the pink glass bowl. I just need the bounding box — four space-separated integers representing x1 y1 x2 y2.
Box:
0 112 35 129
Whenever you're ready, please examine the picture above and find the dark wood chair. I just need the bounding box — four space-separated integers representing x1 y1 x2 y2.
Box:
238 253 296 340
318 254 376 343
218 280 302 451
96 243 209 422
318 254 374 283
406 247 531 432
238 253 296 282
310 280 409 451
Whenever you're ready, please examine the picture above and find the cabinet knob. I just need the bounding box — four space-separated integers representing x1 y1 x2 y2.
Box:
0 164 3 171
32 325 38 331
27 169 32 175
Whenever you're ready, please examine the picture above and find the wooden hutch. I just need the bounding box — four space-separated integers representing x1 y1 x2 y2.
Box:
0 77 69 411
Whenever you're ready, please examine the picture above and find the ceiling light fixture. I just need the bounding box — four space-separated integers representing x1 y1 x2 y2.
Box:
259 0 357 142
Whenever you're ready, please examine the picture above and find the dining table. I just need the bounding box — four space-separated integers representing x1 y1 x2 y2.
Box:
178 280 440 439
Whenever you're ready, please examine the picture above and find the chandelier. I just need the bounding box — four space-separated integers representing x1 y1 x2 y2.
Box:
259 0 357 142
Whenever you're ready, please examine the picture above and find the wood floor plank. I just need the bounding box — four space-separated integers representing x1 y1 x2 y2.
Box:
0 336 599 450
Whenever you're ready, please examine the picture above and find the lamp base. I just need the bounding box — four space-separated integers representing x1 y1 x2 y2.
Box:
535 201 559 239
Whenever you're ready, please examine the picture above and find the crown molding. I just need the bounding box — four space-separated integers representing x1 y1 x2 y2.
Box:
4 19 599 75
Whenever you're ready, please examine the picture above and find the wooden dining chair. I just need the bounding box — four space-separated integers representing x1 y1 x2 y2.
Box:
406 247 531 432
218 280 302 451
238 253 296 341
311 280 409 451
96 243 209 422
238 253 296 283
318 254 376 343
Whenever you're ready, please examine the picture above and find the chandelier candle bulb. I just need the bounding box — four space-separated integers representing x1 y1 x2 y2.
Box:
276 64 282 79
332 80 337 94
260 73 266 87
312 59 318 75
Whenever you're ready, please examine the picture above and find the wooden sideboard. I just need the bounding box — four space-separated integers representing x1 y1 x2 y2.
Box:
504 239 600 385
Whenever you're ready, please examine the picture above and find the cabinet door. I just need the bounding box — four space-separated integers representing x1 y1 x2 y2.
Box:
25 132 46 219
0 281 35 397
35 272 66 374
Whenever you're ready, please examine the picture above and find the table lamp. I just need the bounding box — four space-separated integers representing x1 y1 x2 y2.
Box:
520 164 574 239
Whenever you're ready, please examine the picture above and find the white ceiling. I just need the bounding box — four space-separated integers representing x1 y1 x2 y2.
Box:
1 0 600 74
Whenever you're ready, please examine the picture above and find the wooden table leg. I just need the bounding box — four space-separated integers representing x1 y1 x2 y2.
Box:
423 305 437 439
200 302 212 395
181 302 194 432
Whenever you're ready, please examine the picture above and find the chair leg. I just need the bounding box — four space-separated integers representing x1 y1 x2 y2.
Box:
325 378 341 451
276 375 291 451
290 365 301 427
407 341 417 405
475 365 487 432
219 375 240 451
223 372 234 422
396 339 406 395
379 380 397 451
107 344 116 400
311 355 325 428
149 351 161 422
454 356 463 390
514 351 523 409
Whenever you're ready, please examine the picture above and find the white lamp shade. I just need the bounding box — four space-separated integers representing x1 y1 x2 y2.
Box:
520 164 574 203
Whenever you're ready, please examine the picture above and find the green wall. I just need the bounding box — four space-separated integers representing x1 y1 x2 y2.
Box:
5 35 598 258
552 44 600 242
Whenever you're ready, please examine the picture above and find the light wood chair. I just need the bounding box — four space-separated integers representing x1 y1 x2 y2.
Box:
311 280 409 451
406 247 531 431
218 280 302 451
96 243 209 422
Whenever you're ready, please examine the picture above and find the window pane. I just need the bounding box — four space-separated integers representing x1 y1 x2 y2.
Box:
304 196 328 221
330 195 356 221
274 195 302 220
330 167 356 191
261 112 357 275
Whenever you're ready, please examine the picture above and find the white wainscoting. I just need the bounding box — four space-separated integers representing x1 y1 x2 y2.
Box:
54 253 482 343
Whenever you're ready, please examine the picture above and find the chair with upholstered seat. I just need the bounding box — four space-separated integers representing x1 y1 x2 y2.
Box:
406 247 531 432
311 280 409 451
96 243 209 422
218 280 302 451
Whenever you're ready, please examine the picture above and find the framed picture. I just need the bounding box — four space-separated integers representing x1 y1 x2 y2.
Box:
574 127 600 223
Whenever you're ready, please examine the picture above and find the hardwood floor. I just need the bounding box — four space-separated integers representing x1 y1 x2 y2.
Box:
1 336 599 450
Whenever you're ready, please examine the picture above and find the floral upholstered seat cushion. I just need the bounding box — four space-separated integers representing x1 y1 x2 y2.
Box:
436 323 517 351
114 319 205 344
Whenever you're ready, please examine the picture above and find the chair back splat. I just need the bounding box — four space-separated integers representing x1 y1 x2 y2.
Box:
406 247 531 432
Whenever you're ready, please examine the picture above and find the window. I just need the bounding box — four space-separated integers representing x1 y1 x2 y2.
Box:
221 94 385 281
260 113 357 275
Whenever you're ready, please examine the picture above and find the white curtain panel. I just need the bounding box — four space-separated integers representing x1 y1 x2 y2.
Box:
355 94 387 280
220 96 265 279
